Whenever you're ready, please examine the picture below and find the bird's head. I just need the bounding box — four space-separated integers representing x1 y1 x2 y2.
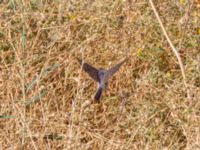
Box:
98 68 107 76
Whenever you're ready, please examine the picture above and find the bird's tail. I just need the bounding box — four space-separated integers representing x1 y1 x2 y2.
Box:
94 87 103 101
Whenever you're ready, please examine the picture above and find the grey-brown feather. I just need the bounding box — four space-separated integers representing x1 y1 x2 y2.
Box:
107 59 127 80
94 87 103 101
76 58 99 82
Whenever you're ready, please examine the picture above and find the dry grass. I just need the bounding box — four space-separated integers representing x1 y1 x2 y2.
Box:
0 0 200 149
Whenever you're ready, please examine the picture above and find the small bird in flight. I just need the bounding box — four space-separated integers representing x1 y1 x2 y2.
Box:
77 57 127 101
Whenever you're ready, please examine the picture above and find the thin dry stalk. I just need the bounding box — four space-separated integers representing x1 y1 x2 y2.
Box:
149 0 191 99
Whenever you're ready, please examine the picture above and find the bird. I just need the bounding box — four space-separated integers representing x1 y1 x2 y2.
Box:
76 57 127 101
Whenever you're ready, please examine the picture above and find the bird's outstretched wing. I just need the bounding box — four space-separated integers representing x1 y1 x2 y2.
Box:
107 58 127 79
77 58 99 82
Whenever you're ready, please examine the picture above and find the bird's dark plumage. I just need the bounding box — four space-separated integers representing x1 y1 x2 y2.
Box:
107 59 127 80
94 87 103 101
76 58 99 82
77 57 127 101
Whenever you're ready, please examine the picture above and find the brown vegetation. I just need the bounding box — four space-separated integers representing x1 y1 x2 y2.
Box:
0 0 199 149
